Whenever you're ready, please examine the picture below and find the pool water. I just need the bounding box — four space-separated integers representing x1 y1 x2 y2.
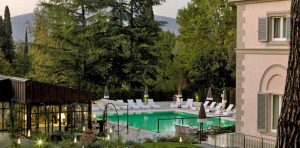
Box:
97 111 234 133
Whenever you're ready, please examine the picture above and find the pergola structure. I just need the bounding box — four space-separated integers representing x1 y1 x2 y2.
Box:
0 75 96 135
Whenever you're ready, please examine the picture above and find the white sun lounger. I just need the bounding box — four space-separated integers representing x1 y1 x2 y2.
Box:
205 101 216 109
127 99 141 109
92 104 99 111
170 98 183 108
182 99 194 109
92 103 105 111
223 104 235 116
203 101 210 108
191 101 210 110
117 100 128 110
148 99 160 109
206 102 221 113
136 99 151 109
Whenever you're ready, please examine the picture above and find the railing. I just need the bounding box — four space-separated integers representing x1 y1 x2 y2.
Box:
209 133 276 148
157 116 224 133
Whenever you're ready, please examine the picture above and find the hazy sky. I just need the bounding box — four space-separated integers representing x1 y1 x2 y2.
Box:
0 0 190 18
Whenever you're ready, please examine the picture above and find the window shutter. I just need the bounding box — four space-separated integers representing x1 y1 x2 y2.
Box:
286 16 291 41
257 93 268 132
258 17 268 41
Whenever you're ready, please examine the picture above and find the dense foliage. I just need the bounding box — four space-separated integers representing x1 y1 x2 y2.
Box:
176 0 236 100
0 0 236 101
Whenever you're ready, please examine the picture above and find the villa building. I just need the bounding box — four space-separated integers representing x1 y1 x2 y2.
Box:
232 0 290 140
0 75 96 135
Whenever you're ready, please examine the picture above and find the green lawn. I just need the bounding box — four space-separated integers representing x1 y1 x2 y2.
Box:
143 142 202 148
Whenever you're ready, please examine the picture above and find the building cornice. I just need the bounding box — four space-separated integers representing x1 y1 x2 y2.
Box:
235 48 289 55
230 0 289 5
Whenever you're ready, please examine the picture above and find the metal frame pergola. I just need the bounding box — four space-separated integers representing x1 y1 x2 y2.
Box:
0 75 97 135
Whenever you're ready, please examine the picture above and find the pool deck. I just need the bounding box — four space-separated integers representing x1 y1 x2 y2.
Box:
93 101 235 142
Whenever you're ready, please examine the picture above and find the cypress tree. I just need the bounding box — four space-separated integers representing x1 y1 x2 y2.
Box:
24 29 28 54
3 6 14 63
0 16 4 52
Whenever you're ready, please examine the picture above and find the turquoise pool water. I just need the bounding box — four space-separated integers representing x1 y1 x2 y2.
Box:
97 111 234 133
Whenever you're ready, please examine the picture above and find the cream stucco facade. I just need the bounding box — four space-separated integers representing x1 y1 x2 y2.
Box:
233 0 290 140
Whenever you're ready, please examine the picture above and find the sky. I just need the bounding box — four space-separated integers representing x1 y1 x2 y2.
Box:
0 0 190 18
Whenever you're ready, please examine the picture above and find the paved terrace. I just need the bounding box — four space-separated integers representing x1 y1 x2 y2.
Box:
93 101 235 142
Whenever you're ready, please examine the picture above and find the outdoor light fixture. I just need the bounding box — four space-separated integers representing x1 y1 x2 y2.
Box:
28 130 31 137
109 128 112 133
107 134 110 140
82 126 86 131
179 137 182 142
37 139 43 146
74 137 77 143
17 138 21 144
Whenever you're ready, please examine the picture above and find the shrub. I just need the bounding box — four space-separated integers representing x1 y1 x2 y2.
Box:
86 141 103 148
124 140 144 148
80 129 97 143
59 138 79 148
144 138 153 143
209 125 235 135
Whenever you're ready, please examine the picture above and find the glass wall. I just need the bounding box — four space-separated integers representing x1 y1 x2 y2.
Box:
0 102 10 131
30 103 89 133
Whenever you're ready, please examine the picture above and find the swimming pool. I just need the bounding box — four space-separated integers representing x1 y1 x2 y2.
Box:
97 111 234 133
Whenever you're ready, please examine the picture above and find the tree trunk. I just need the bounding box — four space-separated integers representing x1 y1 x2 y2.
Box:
276 0 300 147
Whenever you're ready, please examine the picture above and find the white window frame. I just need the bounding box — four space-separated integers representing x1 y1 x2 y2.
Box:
272 16 287 41
271 94 282 132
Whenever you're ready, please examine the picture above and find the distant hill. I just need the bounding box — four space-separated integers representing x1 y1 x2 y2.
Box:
155 15 179 35
11 13 179 42
11 13 34 42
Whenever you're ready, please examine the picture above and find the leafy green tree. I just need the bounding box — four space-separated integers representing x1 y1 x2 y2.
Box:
176 0 236 95
12 29 31 77
1 6 15 63
0 52 13 75
12 53 31 77
30 0 165 94
154 31 180 91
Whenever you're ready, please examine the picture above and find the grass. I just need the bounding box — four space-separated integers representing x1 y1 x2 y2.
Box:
143 142 202 148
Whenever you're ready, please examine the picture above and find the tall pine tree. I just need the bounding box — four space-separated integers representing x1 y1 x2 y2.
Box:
276 0 300 146
125 0 164 88
32 0 109 89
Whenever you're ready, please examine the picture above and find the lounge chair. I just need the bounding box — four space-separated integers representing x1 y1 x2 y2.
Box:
136 99 151 109
117 100 128 110
215 103 234 115
206 103 222 113
182 99 194 109
191 101 210 110
148 99 160 109
127 99 141 109
203 101 210 108
92 103 105 111
175 124 197 135
223 104 235 116
92 104 99 111
170 98 183 108
175 124 180 134
205 101 216 109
